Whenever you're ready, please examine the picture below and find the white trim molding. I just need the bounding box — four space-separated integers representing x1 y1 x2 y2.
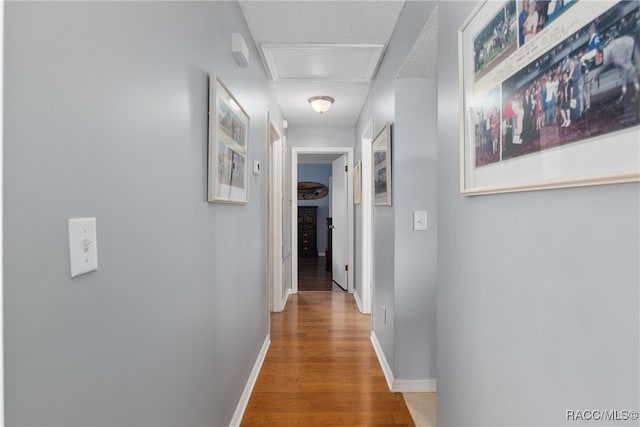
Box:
229 335 271 427
291 146 354 294
370 332 394 391
370 333 437 393
393 379 437 393
353 289 365 314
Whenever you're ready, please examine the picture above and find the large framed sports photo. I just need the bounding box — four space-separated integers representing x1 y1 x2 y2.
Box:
459 0 640 195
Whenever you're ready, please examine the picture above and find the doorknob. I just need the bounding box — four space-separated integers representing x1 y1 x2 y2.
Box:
329 225 335 229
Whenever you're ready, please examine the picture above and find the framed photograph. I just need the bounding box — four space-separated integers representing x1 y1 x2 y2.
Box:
353 160 362 205
208 73 250 203
372 122 392 206
459 0 640 195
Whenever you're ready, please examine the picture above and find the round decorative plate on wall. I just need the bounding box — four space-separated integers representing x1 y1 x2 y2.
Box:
298 182 329 200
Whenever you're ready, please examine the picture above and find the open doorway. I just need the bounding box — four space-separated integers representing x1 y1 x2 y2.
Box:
291 147 354 295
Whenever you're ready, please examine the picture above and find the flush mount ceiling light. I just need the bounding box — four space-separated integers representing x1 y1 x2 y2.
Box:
308 96 334 114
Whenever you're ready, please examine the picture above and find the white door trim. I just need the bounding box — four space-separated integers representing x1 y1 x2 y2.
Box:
291 146 354 294
359 116 373 314
268 114 286 312
1 1 5 422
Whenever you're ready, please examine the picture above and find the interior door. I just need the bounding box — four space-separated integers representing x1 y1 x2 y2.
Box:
331 155 348 289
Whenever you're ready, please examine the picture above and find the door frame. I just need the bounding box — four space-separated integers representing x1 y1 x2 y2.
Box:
358 116 373 314
1 1 5 422
291 146 354 294
268 113 286 312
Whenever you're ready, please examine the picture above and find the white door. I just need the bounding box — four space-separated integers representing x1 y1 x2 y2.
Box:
331 155 348 289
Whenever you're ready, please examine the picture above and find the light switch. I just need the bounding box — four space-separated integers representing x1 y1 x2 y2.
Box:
68 217 98 278
413 210 427 231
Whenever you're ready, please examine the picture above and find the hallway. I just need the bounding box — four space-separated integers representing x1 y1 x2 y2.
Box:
297 257 339 292
241 292 415 426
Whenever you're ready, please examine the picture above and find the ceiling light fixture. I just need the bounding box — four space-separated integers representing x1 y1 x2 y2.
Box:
308 96 334 114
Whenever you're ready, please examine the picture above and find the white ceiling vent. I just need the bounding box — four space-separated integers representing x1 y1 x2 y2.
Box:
261 44 384 82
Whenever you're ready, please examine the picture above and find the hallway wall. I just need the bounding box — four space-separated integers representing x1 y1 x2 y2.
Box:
4 2 281 425
354 0 438 385
436 2 640 426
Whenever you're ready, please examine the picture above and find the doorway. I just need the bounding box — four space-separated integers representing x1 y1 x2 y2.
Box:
291 147 354 295
268 115 286 312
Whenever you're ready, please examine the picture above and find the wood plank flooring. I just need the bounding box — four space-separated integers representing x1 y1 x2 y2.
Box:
241 292 415 426
298 257 333 291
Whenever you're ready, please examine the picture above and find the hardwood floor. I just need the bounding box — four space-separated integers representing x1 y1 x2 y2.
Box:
298 256 333 291
241 292 415 426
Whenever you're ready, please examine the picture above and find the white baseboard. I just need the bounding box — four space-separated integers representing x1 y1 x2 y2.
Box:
370 332 394 392
370 332 437 393
394 378 437 392
229 335 271 427
354 289 364 313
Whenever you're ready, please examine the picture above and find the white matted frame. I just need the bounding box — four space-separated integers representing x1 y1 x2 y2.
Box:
372 122 392 206
208 73 250 203
459 0 640 196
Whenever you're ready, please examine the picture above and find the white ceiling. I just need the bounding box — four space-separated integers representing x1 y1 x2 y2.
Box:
262 43 384 82
238 0 405 127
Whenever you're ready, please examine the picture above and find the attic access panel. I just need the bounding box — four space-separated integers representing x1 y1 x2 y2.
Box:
262 43 384 82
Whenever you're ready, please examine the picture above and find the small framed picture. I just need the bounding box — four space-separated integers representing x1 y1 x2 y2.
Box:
208 73 250 203
353 160 362 205
372 122 392 206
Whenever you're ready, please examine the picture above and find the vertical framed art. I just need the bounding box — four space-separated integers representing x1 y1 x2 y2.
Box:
372 122 392 206
354 160 362 205
208 73 250 203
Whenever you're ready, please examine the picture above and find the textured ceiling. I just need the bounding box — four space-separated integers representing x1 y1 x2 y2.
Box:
239 0 406 127
398 5 438 79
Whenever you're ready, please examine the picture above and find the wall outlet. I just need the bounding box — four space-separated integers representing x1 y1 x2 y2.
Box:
382 306 387 324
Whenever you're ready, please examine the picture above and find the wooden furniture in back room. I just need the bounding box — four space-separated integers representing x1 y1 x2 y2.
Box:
298 206 317 258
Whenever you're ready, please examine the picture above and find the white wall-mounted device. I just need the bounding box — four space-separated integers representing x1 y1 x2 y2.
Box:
413 210 428 231
232 33 249 66
68 217 98 278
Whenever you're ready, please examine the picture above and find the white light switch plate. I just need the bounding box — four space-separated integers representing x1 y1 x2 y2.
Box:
413 210 427 231
68 217 98 278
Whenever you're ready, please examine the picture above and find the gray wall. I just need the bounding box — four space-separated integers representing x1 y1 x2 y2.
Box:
4 2 281 425
393 78 437 380
436 2 640 426
354 0 437 379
